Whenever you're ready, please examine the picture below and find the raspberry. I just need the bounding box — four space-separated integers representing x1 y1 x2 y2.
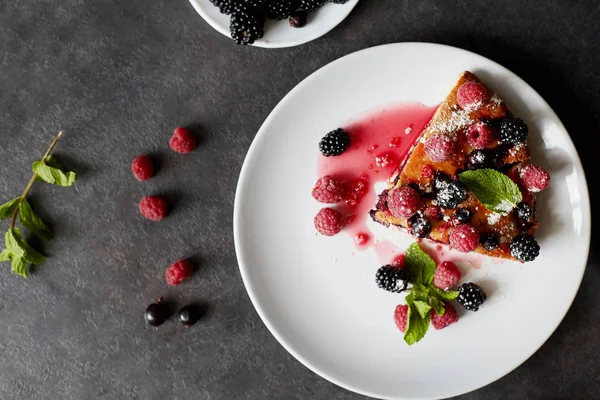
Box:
131 155 154 181
139 196 168 221
433 261 461 289
314 208 344 236
420 164 434 179
354 233 370 246
391 254 405 268
430 303 459 330
424 134 454 163
169 127 197 153
449 223 480 252
166 259 194 286
519 164 550 192
457 82 489 111
394 304 409 333
428 205 441 219
388 186 421 219
311 176 347 204
466 122 494 149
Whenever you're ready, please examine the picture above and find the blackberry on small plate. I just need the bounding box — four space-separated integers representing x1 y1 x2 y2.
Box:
300 0 325 12
510 234 540 262
319 128 351 157
457 282 487 311
376 265 410 293
230 3 266 45
266 0 295 20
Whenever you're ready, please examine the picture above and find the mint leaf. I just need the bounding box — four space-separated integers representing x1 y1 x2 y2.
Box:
405 243 436 286
11 257 27 278
32 159 76 187
0 249 11 262
0 197 20 220
18 199 52 240
413 300 432 318
459 169 522 214
404 302 431 346
430 296 445 316
6 228 46 265
430 287 460 301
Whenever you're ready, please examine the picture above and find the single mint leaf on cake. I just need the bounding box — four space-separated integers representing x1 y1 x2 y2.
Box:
459 169 522 214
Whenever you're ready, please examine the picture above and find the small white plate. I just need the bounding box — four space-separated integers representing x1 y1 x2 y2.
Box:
188 0 359 48
233 43 590 399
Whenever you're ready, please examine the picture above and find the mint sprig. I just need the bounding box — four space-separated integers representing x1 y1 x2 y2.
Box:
400 242 459 345
458 168 522 214
0 132 76 278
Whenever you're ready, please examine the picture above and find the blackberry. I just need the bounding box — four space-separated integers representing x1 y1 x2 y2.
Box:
300 0 325 12
409 212 431 238
266 0 294 19
328 0 349 3
454 208 472 223
510 234 540 262
289 10 308 27
480 233 499 251
466 148 506 170
515 202 534 229
318 128 351 157
433 172 451 191
499 116 528 145
230 3 266 45
436 181 467 209
375 265 409 293
210 0 237 15
457 282 487 311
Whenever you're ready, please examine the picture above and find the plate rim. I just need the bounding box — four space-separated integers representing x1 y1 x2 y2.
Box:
233 42 591 399
187 0 359 49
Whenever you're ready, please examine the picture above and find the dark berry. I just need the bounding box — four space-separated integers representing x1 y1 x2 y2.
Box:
436 181 467 209
300 0 325 11
480 233 499 251
457 283 487 311
454 208 472 223
289 10 308 27
515 202 534 229
499 116 528 145
328 0 349 3
230 3 266 45
178 305 202 326
375 265 410 293
266 0 294 19
466 149 488 170
510 234 540 262
145 298 168 327
318 128 351 157
408 212 432 238
433 172 451 191
210 0 237 15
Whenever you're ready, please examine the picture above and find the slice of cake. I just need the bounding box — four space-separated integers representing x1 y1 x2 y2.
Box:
370 71 549 262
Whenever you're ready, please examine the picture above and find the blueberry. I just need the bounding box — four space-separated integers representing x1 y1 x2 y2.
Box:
409 212 432 238
515 202 533 229
454 208 472 223
480 233 499 251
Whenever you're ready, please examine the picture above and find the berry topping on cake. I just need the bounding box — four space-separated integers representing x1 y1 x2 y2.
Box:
435 180 467 210
424 134 454 162
510 234 540 262
388 186 421 219
499 115 528 145
449 223 480 253
519 164 550 192
375 265 410 293
466 122 494 149
454 207 472 223
319 128 351 157
515 202 534 229
433 261 461 290
480 233 499 251
457 282 487 311
430 303 459 330
393 304 409 333
311 175 348 204
408 212 432 238
314 207 344 236
457 82 489 111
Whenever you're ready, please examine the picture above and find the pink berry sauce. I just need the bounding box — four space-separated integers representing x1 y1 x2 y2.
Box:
317 103 437 249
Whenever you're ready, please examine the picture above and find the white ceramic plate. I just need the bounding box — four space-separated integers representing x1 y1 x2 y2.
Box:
188 0 359 48
233 43 590 399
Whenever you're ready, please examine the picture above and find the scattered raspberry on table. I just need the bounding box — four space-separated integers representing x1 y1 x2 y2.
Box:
166 259 194 286
139 196 168 221
170 127 197 153
131 155 154 181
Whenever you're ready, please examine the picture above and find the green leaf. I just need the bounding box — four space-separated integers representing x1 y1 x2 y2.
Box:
0 197 20 220
413 300 432 319
459 169 522 214
32 159 76 187
0 249 11 262
405 243 437 286
430 287 460 301
404 302 431 346
430 296 445 316
18 199 52 240
5 228 46 265
11 257 28 278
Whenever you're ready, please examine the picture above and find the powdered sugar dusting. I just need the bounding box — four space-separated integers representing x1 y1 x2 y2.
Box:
431 109 473 136
490 93 503 105
487 212 501 225
495 200 514 214
405 126 412 134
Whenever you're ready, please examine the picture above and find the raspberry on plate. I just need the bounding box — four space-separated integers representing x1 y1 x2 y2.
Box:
139 196 168 221
430 303 459 330
394 304 409 333
131 155 154 181
388 186 421 219
166 259 194 286
314 207 344 236
466 122 494 149
519 164 550 192
170 127 197 153
311 175 347 204
449 223 480 253
433 261 461 290
457 82 488 111
424 134 454 163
